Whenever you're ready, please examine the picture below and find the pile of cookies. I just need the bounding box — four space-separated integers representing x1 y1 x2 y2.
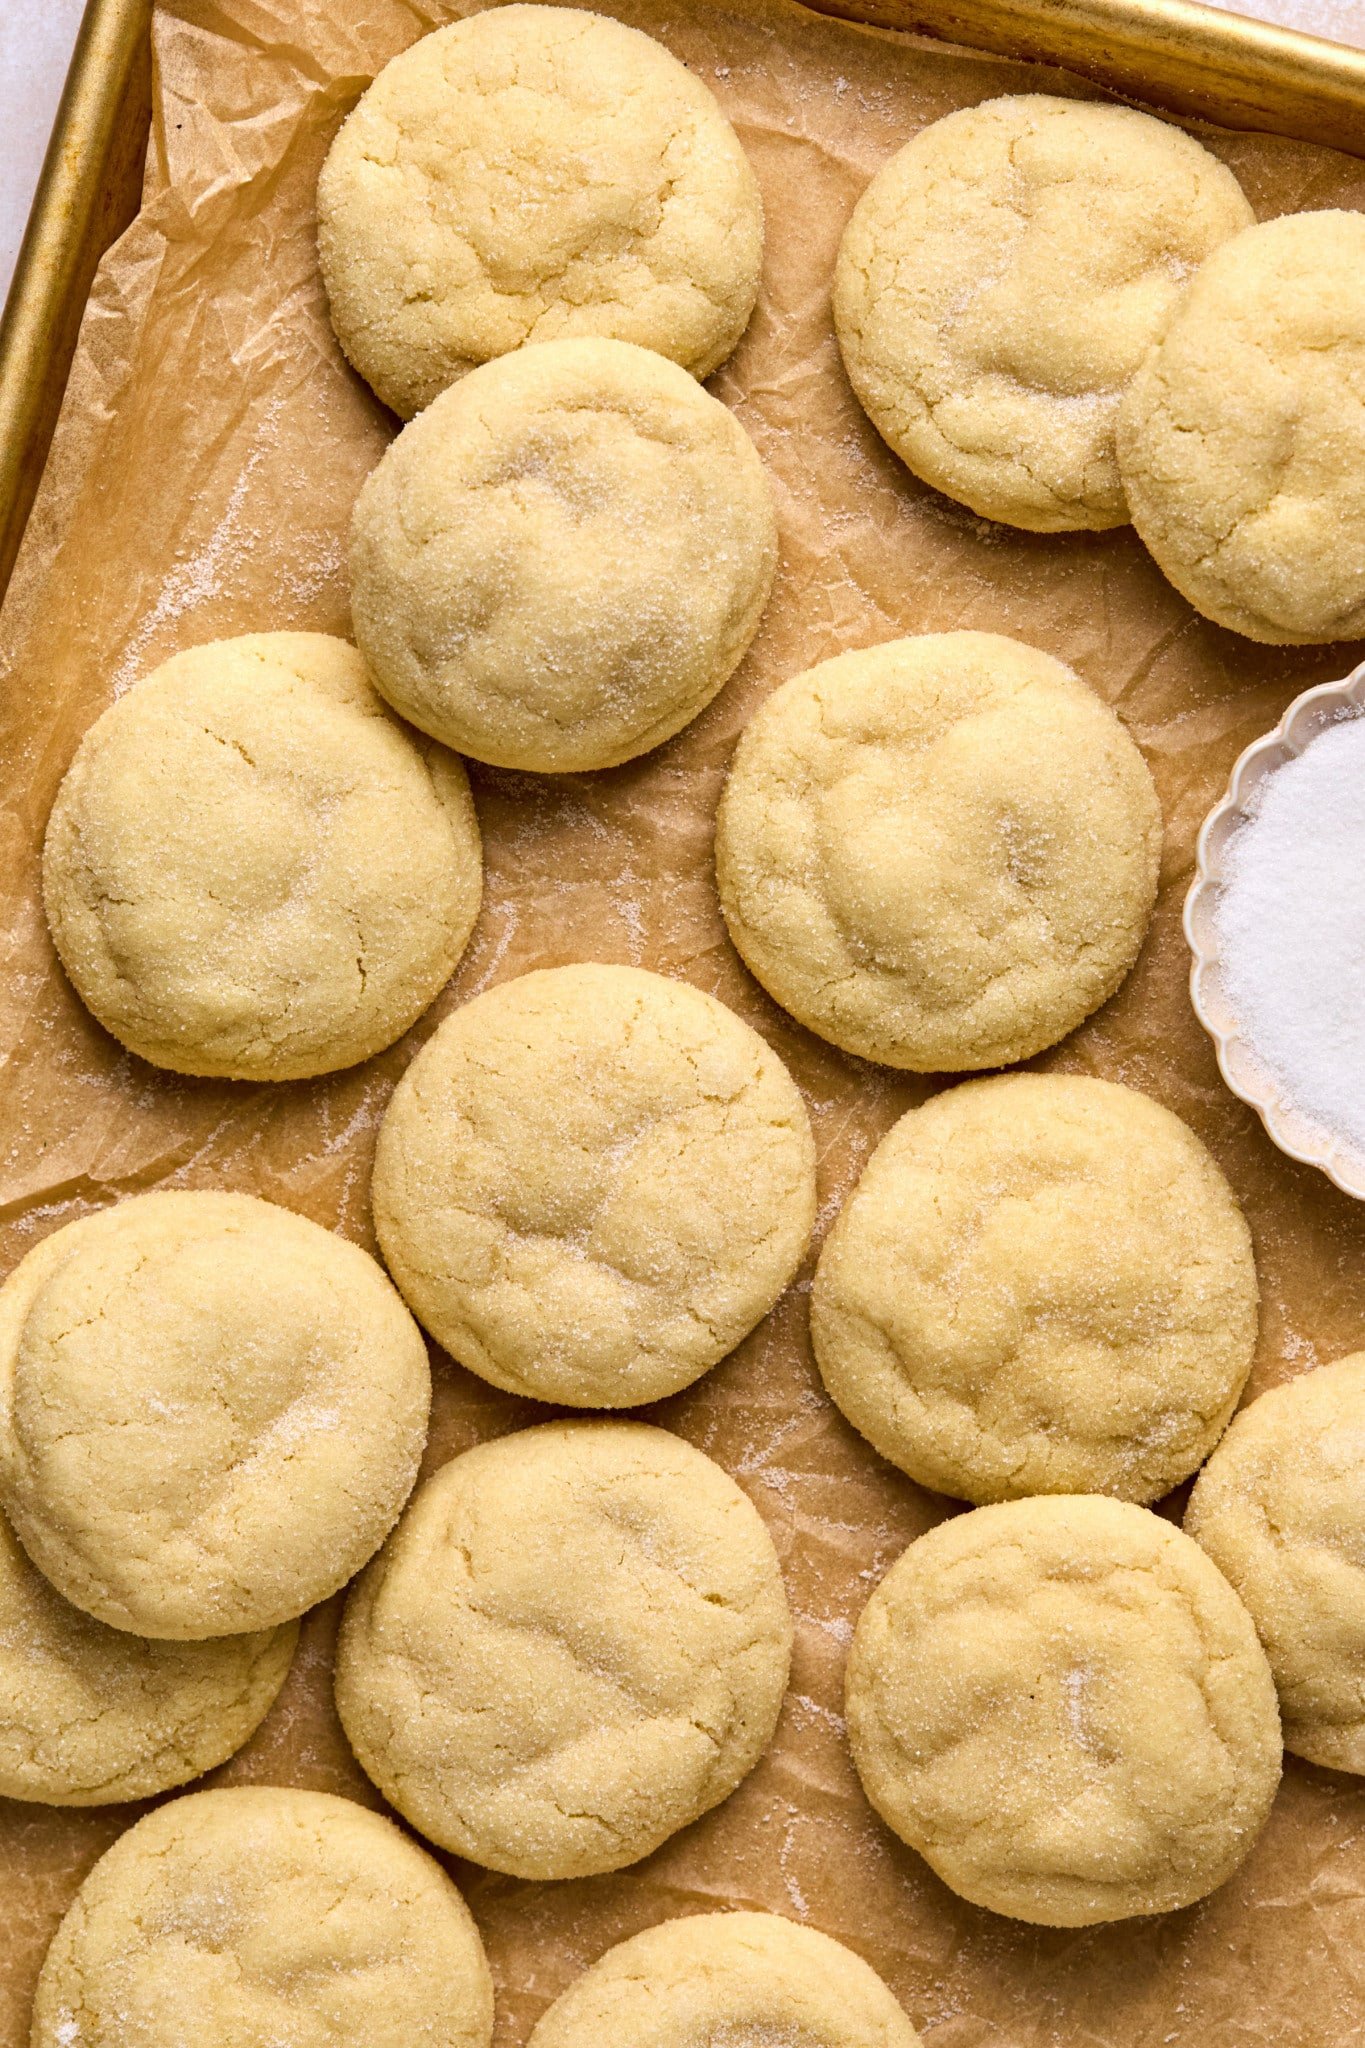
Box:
11 6 1365 2044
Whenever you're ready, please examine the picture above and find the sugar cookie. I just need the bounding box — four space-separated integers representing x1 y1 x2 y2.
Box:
715 633 1161 1071
350 338 777 772
527 1912 923 2048
1187 1354 1365 1772
30 1786 493 2048
372 964 816 1406
318 5 763 418
846 1495 1281 1925
43 632 482 1081
335 1420 792 1877
1118 210 1365 643
0 1512 296 1805
813 1074 1258 1504
0 1191 430 1638
834 95 1252 531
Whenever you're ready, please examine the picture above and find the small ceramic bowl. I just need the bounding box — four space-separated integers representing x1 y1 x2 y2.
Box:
1185 658 1365 1199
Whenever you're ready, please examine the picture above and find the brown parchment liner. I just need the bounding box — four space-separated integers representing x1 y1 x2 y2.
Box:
2 0 1365 2040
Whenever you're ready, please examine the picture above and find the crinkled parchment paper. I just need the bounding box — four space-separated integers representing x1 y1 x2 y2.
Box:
2 1 1365 2041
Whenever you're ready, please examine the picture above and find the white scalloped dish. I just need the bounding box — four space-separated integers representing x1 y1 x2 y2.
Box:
1185 659 1365 1199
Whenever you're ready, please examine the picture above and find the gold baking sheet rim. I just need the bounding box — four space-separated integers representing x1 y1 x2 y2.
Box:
0 0 1362 614
0 0 151 610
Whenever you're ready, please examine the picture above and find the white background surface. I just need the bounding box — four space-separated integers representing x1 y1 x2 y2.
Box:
0 0 1362 307
1 0 90 304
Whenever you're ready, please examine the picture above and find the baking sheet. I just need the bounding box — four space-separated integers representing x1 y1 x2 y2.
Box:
2 0 1365 2041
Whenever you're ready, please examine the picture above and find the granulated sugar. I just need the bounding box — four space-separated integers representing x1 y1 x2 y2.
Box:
1215 712 1365 1152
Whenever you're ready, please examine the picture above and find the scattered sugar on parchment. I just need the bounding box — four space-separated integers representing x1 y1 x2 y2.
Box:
1214 711 1365 1153
110 393 285 692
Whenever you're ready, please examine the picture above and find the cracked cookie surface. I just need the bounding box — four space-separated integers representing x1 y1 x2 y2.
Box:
0 1191 430 1639
318 5 763 418
846 1495 1281 1926
0 1512 296 1805
350 337 777 772
714 633 1161 1071
812 1074 1258 1505
372 963 816 1406
335 1420 793 1877
1187 1353 1365 1772
1117 209 1365 643
30 1786 493 2048
42 631 482 1082
833 95 1252 532
526 1911 923 2048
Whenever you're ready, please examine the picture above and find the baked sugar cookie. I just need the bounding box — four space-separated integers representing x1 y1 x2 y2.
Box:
715 633 1161 1071
813 1074 1258 1504
43 632 481 1082
527 1912 923 2048
372 964 815 1406
318 6 763 418
834 96 1252 531
350 338 777 772
846 1495 1281 1925
335 1420 792 1877
1118 210 1365 642
31 1786 493 2048
0 1192 430 1638
1187 1354 1365 1772
0 1513 296 1806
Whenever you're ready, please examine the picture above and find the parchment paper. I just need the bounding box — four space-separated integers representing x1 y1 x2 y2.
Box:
3 1 1365 2041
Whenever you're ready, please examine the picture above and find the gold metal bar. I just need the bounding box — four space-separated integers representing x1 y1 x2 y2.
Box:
0 0 152 610
800 0 1365 154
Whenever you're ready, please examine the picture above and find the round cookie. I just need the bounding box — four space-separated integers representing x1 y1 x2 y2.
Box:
335 1420 793 1877
0 1512 296 1805
812 1074 1259 1505
833 95 1252 532
350 338 777 773
1117 210 1365 643
846 1495 1282 1926
372 963 816 1406
1187 1354 1365 1772
43 632 482 1082
715 632 1162 1071
30 1786 494 2048
317 5 763 418
0 1191 431 1638
527 1912 923 2048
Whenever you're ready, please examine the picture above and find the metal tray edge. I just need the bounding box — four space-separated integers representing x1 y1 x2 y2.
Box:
0 0 152 614
801 0 1365 152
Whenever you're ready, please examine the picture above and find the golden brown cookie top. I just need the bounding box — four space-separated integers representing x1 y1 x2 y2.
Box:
846 1495 1282 1926
835 95 1251 531
31 1788 493 2048
0 1513 296 1805
813 1073 1258 1505
1188 1352 1365 1772
1118 209 1365 643
0 1191 430 1638
336 1420 793 1878
42 632 481 1081
527 1912 923 2048
350 338 776 772
318 6 763 417
715 632 1161 1071
372 962 815 1406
